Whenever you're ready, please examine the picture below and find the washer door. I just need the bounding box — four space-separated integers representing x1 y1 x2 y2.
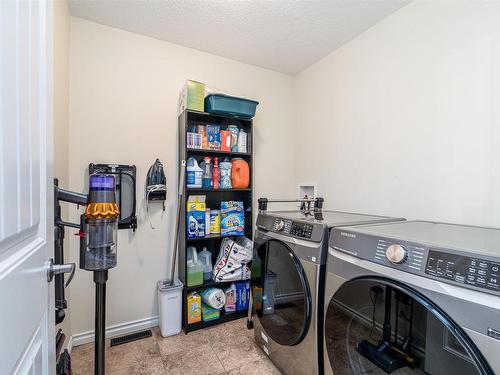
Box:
325 277 493 375
255 239 312 346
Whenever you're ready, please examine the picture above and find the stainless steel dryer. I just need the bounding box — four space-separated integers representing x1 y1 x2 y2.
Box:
251 199 404 375
325 220 500 375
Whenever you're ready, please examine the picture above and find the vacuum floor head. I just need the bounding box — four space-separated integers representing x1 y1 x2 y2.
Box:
357 340 406 374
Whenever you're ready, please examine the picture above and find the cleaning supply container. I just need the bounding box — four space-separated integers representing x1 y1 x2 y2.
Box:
200 157 213 189
157 279 183 337
186 292 202 324
231 159 250 188
186 246 204 287
198 247 213 281
186 157 203 188
219 160 232 189
209 210 221 234
204 94 259 119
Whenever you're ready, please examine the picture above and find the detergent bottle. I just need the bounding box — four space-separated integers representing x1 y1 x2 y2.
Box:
198 247 213 281
186 246 203 287
186 157 203 188
231 158 250 189
212 157 219 189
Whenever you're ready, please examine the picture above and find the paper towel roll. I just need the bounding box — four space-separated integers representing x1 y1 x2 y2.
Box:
200 287 226 309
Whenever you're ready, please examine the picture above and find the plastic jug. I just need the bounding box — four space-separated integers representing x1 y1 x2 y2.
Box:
231 158 250 188
186 157 203 188
198 247 213 281
186 246 203 287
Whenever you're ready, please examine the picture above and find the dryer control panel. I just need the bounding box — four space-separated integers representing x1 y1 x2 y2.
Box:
272 218 313 239
425 250 499 292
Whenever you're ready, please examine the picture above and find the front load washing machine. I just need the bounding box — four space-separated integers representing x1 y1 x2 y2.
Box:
251 206 404 375
324 220 500 375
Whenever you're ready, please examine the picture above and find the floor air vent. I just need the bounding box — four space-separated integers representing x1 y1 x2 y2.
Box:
110 330 152 347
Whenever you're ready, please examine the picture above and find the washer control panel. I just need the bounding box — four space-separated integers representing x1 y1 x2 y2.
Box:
426 250 500 292
290 222 313 238
272 219 313 239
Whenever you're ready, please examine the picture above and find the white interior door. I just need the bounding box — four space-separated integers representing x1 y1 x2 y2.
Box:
0 0 55 374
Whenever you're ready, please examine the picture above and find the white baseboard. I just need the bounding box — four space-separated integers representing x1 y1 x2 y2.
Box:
71 316 159 348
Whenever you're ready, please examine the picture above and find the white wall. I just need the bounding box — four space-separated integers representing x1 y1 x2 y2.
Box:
53 0 72 345
294 1 500 226
68 17 295 336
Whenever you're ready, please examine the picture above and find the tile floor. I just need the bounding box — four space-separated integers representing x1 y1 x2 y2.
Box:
71 318 282 375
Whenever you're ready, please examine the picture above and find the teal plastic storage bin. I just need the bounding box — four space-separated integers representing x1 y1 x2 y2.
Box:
204 94 259 119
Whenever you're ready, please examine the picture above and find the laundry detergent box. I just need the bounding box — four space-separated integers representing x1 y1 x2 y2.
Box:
186 195 206 239
220 201 244 236
236 281 250 312
187 292 202 324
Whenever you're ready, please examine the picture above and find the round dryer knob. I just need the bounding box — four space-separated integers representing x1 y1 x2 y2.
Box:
275 219 285 231
385 244 407 264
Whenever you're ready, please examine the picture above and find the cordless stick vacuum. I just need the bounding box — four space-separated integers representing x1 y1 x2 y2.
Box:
54 174 119 375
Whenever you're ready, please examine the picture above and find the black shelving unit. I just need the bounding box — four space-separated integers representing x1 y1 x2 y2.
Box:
178 109 253 333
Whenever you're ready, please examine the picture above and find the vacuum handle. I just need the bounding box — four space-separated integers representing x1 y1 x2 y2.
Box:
167 160 186 286
178 160 186 197
258 197 324 212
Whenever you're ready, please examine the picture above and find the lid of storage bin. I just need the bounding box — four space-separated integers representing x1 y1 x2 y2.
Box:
205 93 259 105
157 279 183 292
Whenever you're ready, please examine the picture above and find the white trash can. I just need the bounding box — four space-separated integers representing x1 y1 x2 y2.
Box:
157 279 183 337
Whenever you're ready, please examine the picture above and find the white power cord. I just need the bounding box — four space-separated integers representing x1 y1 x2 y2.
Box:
146 184 167 229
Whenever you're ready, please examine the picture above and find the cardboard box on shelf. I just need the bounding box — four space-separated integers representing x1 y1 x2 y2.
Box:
179 80 205 114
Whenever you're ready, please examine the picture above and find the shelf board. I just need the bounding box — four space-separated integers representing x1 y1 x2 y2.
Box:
186 148 251 157
186 109 254 123
186 279 250 292
187 188 251 193
184 310 248 333
186 233 251 242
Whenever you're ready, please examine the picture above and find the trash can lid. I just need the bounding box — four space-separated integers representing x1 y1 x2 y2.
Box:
157 279 183 292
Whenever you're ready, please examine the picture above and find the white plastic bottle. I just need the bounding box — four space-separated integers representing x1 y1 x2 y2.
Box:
198 247 213 281
186 157 203 188
237 129 247 153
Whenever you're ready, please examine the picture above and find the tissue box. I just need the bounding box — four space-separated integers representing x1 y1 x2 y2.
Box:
179 80 205 114
220 201 244 236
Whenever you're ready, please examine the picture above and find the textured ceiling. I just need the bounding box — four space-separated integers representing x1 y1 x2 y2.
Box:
68 0 411 75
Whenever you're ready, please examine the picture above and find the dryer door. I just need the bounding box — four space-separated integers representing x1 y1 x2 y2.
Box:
325 277 493 375
254 239 312 346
